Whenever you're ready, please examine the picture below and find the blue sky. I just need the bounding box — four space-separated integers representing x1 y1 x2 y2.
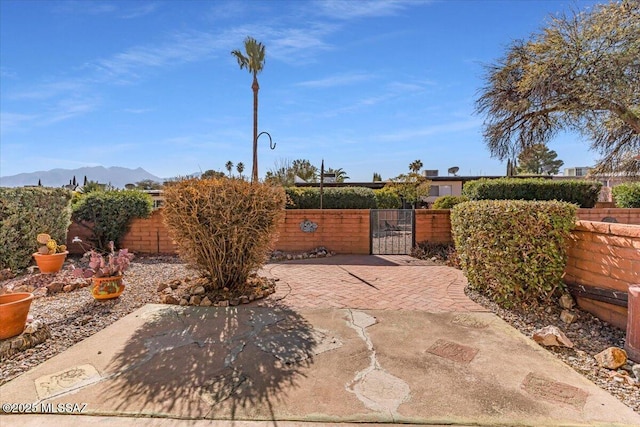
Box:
1 0 602 181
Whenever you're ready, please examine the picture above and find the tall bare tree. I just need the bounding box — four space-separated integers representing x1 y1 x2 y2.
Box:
231 36 266 183
477 0 640 175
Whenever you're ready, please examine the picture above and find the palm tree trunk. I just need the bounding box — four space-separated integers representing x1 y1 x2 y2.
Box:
252 75 259 183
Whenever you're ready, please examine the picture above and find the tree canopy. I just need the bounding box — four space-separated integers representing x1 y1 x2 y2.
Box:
517 144 564 175
476 0 640 175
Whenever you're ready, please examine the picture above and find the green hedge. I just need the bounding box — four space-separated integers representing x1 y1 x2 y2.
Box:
612 182 640 208
373 187 402 209
432 195 469 209
285 187 377 209
451 200 576 307
72 190 153 250
461 178 601 208
0 187 72 271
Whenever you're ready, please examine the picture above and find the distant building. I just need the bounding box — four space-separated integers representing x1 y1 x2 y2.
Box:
564 167 592 177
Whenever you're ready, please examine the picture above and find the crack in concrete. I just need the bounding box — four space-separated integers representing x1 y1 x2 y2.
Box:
344 309 410 419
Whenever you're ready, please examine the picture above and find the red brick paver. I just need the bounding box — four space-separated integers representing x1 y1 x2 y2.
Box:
258 255 486 312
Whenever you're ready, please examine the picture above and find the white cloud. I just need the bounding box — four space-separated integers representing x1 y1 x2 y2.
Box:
121 3 159 19
296 72 375 88
376 119 483 142
41 99 99 125
0 112 38 134
313 0 428 20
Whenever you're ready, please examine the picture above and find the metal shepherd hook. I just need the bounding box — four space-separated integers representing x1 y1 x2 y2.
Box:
257 131 276 150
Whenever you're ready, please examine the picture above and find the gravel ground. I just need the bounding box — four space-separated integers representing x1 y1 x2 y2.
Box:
1 255 638 413
466 288 640 413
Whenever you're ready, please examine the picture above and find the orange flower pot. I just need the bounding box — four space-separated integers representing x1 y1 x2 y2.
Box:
32 251 68 274
91 276 125 300
0 292 34 340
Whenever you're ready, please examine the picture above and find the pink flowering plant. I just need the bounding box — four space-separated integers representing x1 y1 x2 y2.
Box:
72 239 135 278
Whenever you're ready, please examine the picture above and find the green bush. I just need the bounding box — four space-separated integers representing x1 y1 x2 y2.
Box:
72 190 153 250
285 187 377 209
374 187 402 209
462 178 601 208
451 200 576 307
432 195 469 209
612 182 640 208
0 187 72 271
163 178 285 290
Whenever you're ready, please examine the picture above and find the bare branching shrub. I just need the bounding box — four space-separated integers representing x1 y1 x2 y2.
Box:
162 178 285 290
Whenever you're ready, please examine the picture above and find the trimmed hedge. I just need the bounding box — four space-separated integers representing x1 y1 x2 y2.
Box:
461 178 601 208
286 187 377 209
0 187 72 271
374 187 402 209
432 195 469 209
612 182 640 208
451 200 576 307
72 190 153 250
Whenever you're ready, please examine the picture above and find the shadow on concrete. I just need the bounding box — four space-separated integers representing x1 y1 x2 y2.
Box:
103 303 317 421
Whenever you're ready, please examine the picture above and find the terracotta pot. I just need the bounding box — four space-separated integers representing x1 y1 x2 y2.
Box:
32 251 68 274
91 276 125 300
0 292 34 340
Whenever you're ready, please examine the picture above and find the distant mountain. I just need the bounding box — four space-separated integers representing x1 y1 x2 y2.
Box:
0 166 164 189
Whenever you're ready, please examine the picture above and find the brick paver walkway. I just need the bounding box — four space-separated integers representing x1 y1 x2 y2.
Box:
258 255 486 312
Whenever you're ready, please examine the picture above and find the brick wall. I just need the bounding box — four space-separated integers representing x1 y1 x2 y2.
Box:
120 209 178 254
415 210 452 243
274 209 370 254
576 208 640 224
564 221 640 329
66 210 177 254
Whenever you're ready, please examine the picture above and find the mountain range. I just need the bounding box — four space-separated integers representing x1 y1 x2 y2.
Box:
0 166 164 189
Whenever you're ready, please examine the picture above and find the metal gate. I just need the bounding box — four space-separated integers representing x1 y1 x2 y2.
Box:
370 209 415 255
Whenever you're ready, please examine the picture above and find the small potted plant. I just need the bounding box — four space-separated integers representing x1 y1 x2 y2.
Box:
32 233 68 274
73 240 135 300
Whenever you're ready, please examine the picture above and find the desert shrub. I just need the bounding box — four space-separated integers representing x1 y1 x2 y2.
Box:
0 187 72 271
451 200 576 308
432 195 469 209
72 190 153 250
374 187 402 209
285 187 376 209
411 240 460 268
612 182 640 208
162 178 286 290
462 178 601 208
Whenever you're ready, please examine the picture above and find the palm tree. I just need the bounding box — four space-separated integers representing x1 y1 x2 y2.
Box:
231 36 266 183
409 159 423 174
225 160 234 177
327 168 349 183
236 162 245 179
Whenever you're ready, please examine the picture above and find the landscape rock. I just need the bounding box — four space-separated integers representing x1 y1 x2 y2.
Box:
189 295 201 306
559 294 576 309
560 310 578 324
594 347 627 370
240 296 249 304
192 286 205 295
32 287 48 298
0 268 14 281
62 284 75 293
160 294 179 305
532 325 574 348
46 282 65 294
229 298 240 306
632 364 640 381
179 298 189 306
200 297 212 307
157 282 169 292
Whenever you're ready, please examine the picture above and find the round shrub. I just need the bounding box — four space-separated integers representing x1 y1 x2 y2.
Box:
451 200 576 308
72 190 153 250
612 182 640 208
162 178 286 290
432 195 469 209
0 187 72 271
